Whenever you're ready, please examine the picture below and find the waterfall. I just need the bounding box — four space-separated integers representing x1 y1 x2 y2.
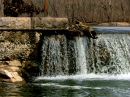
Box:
40 28 130 77
75 37 87 74
40 35 69 76
92 34 130 74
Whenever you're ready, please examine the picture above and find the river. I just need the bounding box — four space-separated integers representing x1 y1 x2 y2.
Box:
0 75 130 97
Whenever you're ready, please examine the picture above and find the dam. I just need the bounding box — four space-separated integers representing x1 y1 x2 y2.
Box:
38 27 130 77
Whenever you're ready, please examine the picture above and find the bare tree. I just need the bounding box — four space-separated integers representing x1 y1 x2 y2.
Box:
48 0 58 17
2 0 130 23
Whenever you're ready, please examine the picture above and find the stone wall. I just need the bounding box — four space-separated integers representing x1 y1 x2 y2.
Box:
0 17 68 83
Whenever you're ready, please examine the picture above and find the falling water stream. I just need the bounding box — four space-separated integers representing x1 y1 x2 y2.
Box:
39 27 130 76
1 27 130 97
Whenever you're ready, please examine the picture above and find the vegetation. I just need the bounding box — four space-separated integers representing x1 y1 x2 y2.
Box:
47 0 130 23
2 0 130 23
3 0 42 17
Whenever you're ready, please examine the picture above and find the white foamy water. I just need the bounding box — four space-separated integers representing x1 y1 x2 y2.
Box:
38 83 102 90
35 73 130 81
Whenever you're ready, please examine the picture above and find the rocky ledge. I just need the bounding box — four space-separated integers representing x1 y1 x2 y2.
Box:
0 17 68 83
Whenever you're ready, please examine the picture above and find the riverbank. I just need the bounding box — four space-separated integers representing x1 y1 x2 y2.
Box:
87 22 130 26
98 22 130 26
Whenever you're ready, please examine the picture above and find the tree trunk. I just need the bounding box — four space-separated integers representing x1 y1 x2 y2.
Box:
0 0 4 16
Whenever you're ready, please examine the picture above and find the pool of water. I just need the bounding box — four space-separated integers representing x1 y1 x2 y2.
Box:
0 74 130 97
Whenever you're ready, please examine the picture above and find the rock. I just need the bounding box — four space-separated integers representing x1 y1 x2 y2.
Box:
8 66 21 72
67 21 98 39
0 60 25 83
35 32 42 43
0 69 10 79
0 69 25 83
32 17 68 30
22 61 40 77
7 60 22 67
0 17 68 30
0 31 42 60
11 72 24 83
0 60 21 68
0 17 31 29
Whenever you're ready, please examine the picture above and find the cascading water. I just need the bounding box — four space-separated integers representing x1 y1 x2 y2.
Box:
39 27 130 77
75 37 87 74
40 35 69 76
87 34 130 74
33 27 130 97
